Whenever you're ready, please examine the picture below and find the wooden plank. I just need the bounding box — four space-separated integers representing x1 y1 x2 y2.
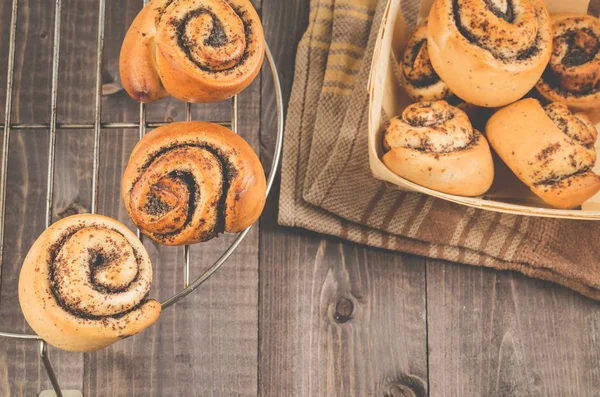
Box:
426 260 600 396
0 0 88 393
82 0 262 395
258 1 429 396
259 218 429 396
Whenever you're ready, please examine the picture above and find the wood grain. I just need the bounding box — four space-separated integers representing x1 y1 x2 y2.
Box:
427 260 600 397
258 215 429 396
1 0 600 396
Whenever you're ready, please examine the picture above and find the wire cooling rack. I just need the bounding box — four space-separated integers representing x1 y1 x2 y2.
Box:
0 0 284 395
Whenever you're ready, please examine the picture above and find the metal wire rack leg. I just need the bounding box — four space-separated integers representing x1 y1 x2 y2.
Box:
39 342 61 396
38 341 83 397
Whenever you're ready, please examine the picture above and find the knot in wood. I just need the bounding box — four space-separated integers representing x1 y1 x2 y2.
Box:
386 384 416 397
57 202 88 219
333 297 354 323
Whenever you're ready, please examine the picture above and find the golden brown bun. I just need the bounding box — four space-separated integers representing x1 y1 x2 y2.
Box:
486 98 600 209
536 14 600 124
427 0 552 107
122 121 266 245
18 214 161 352
120 0 264 103
383 101 494 196
400 20 452 102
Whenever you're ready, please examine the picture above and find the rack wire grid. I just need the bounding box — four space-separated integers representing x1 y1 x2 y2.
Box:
0 0 284 395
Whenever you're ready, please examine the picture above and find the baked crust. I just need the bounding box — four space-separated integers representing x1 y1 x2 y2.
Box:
122 121 266 245
19 214 161 352
486 98 600 209
536 13 600 123
383 101 494 196
120 0 264 103
427 0 552 107
400 20 452 102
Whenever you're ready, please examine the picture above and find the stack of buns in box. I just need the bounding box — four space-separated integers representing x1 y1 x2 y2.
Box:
381 0 600 210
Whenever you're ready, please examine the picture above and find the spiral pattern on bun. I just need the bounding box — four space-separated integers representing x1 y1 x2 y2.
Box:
427 0 552 107
536 14 600 123
487 98 600 209
120 0 264 103
18 214 161 352
400 20 451 102
382 101 494 196
122 121 266 246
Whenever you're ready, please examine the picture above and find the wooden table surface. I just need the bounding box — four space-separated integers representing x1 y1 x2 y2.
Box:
1 0 599 396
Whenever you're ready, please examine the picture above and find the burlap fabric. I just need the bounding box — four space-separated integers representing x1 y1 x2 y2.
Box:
278 0 600 300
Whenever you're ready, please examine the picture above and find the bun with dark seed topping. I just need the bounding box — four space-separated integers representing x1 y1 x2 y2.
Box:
427 0 552 107
120 0 264 103
19 214 161 352
122 121 266 245
486 98 600 208
383 100 494 196
536 13 600 123
400 20 452 102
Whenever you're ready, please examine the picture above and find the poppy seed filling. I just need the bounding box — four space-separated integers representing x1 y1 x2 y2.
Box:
452 0 541 62
174 6 253 73
47 225 147 320
405 40 442 88
133 143 237 240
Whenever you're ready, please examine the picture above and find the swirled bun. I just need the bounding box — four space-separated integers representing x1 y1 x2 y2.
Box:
19 214 161 352
400 20 452 102
122 121 266 245
120 0 265 103
486 98 600 209
383 101 494 196
427 0 552 107
536 14 600 123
